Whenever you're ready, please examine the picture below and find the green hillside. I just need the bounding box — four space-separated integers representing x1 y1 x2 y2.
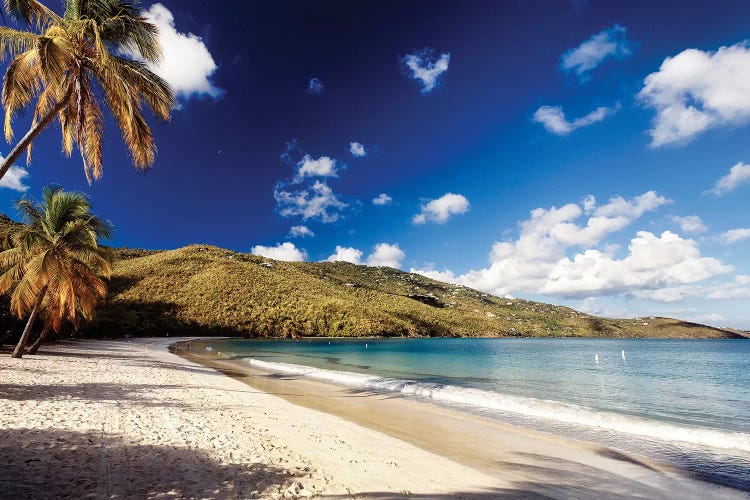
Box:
83 245 747 339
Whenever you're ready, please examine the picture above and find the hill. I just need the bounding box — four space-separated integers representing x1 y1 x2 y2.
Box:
79 245 747 339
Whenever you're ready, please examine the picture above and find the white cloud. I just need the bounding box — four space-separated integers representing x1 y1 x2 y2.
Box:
367 243 405 269
132 4 221 102
251 242 307 262
639 42 750 146
274 181 348 223
307 78 323 94
412 193 470 224
633 285 703 303
576 297 632 319
403 50 450 93
372 193 393 206
410 265 457 284
561 25 631 79
0 165 29 192
410 191 726 299
635 275 750 302
592 191 671 219
326 246 363 265
294 155 340 181
349 142 366 157
706 162 750 196
582 194 597 214
288 225 314 238
540 231 729 297
533 104 618 135
681 312 726 325
671 215 708 234
717 227 750 245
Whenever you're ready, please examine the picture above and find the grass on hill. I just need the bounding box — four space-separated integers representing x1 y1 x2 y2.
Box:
79 245 747 339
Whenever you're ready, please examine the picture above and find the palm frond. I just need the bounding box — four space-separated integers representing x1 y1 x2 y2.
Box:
4 0 62 28
0 27 39 60
2 0 173 180
3 49 43 142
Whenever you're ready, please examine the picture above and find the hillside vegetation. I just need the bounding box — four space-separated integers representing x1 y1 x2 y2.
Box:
82 245 747 339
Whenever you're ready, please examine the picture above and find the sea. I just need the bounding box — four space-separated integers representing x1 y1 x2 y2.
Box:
199 337 750 490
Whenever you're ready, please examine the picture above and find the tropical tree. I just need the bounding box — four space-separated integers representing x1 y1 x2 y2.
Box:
0 187 113 358
0 0 174 183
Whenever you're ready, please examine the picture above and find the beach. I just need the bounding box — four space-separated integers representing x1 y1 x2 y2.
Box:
0 338 744 499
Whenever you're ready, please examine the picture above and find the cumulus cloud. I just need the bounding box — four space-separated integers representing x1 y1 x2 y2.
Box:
592 191 671 219
274 181 348 223
275 141 350 223
412 193 470 224
717 227 750 245
367 243 405 269
326 246 363 264
670 215 708 234
307 78 324 94
681 312 727 325
251 242 307 262
540 231 729 296
533 104 618 135
410 264 457 284
561 25 631 79
577 297 632 319
0 165 29 192
409 191 725 299
707 279 750 300
130 4 221 103
349 142 366 157
635 274 750 302
705 162 750 196
372 193 393 206
639 42 750 146
294 155 340 181
288 225 314 238
403 49 450 93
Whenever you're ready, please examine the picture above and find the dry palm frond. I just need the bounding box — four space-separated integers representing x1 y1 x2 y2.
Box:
0 0 174 182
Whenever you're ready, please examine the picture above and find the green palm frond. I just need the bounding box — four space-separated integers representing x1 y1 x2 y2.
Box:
0 188 113 327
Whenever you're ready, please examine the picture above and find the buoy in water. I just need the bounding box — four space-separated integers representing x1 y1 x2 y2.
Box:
595 354 599 364
621 350 626 360
365 343 368 348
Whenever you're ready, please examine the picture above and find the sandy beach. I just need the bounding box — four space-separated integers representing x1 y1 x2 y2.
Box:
0 338 744 499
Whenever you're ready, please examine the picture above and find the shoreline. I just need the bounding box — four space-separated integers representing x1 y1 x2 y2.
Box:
176 339 747 498
0 337 745 498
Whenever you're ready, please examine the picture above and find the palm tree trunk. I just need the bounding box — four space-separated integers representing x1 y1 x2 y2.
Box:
26 323 52 355
0 97 70 183
11 289 46 359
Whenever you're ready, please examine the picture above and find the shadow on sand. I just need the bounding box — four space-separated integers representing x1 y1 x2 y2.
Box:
0 428 300 499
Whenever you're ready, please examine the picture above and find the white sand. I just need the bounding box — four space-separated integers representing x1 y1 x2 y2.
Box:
0 337 743 499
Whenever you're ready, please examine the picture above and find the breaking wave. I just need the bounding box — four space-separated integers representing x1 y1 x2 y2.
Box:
247 358 750 452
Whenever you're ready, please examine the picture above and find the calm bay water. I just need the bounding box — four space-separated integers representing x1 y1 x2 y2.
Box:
202 337 750 489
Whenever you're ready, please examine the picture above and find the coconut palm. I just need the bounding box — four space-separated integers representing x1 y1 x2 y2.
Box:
0 187 113 358
0 0 174 183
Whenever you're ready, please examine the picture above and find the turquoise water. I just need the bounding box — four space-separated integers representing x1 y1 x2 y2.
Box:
203 337 750 489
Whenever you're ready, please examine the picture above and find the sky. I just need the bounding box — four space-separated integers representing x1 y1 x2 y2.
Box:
1 0 750 328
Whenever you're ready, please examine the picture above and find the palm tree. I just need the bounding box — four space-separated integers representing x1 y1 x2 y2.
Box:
0 187 113 358
0 0 174 183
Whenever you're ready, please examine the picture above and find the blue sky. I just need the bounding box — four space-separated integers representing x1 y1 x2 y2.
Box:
1 0 750 328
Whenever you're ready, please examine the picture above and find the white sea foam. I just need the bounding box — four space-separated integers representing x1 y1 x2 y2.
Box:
247 358 750 452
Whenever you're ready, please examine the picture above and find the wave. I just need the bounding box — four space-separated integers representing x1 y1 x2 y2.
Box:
246 358 750 452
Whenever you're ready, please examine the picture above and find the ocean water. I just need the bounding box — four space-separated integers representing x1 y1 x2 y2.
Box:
201 337 750 489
